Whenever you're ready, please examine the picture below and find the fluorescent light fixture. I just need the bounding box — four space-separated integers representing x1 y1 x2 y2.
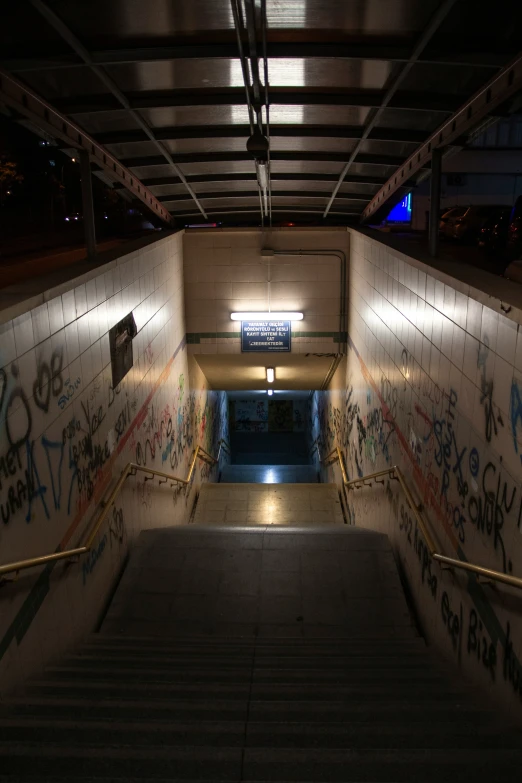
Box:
230 312 303 321
258 162 268 191
266 367 275 383
267 389 273 396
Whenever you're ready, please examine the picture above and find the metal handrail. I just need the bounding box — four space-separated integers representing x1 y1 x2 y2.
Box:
0 442 230 579
320 450 522 591
216 438 231 463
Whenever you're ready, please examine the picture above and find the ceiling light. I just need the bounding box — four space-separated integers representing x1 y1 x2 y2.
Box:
267 389 273 396
266 367 275 383
230 312 303 321
258 161 268 190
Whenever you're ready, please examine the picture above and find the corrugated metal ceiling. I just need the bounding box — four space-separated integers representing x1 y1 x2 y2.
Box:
1 0 521 225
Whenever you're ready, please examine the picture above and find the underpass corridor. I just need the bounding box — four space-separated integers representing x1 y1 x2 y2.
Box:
1 223 522 779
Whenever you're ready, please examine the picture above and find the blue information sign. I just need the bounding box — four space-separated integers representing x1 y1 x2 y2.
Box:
241 321 291 352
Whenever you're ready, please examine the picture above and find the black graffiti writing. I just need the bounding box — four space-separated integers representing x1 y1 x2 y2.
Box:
0 440 49 524
114 399 131 441
0 445 23 491
399 503 438 600
468 608 497 679
5 380 32 450
108 382 121 408
62 417 82 445
380 375 398 419
399 504 413 544
0 367 6 412
503 622 522 700
81 399 105 438
441 591 462 656
467 461 517 574
33 348 64 412
82 534 107 585
108 506 125 545
477 340 504 443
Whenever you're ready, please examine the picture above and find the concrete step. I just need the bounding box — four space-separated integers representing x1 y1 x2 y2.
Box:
0 718 245 747
4 695 498 723
19 685 474 712
5 697 250 721
0 744 519 781
0 745 242 780
240 747 521 781
46 658 447 684
0 717 518 750
25 681 252 700
85 635 426 653
61 653 441 673
243 721 522 750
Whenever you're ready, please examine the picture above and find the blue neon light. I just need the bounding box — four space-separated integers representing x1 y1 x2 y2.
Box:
386 192 411 222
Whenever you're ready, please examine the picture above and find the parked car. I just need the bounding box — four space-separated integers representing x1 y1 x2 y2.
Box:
479 208 511 258
439 205 510 242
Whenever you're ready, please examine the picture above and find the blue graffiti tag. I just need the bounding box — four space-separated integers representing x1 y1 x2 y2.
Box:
510 379 522 464
41 435 64 512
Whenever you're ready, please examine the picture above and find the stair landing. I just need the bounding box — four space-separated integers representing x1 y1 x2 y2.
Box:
193 482 344 526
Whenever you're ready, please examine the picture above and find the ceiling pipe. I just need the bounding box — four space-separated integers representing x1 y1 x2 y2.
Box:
262 248 347 354
229 0 255 134
323 0 458 218
260 0 272 225
230 0 265 225
29 0 208 220
244 0 272 224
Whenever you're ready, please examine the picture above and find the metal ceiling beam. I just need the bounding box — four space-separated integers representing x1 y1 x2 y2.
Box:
120 151 415 167
158 190 371 203
2 41 507 72
323 0 458 218
95 124 429 145
362 52 522 222
173 206 362 216
52 89 464 115
0 68 171 224
140 173 394 187
29 0 207 219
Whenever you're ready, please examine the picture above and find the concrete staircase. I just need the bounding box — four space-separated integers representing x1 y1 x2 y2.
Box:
1 525 521 780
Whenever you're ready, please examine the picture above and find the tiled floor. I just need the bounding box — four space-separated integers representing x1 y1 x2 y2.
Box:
221 464 319 483
193 483 344 526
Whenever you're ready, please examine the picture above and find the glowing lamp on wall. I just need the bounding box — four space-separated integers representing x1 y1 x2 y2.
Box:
230 312 303 321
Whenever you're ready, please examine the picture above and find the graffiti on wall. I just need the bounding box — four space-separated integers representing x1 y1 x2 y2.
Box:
310 280 522 708
1 322 227 603
132 374 228 484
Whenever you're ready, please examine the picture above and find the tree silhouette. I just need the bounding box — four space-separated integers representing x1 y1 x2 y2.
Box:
0 156 24 206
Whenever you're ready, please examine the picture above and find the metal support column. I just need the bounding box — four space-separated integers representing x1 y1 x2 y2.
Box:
429 147 442 257
79 149 97 261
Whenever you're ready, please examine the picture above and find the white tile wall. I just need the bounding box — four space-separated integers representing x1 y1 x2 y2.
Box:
0 230 228 699
183 228 349 355
312 227 522 721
